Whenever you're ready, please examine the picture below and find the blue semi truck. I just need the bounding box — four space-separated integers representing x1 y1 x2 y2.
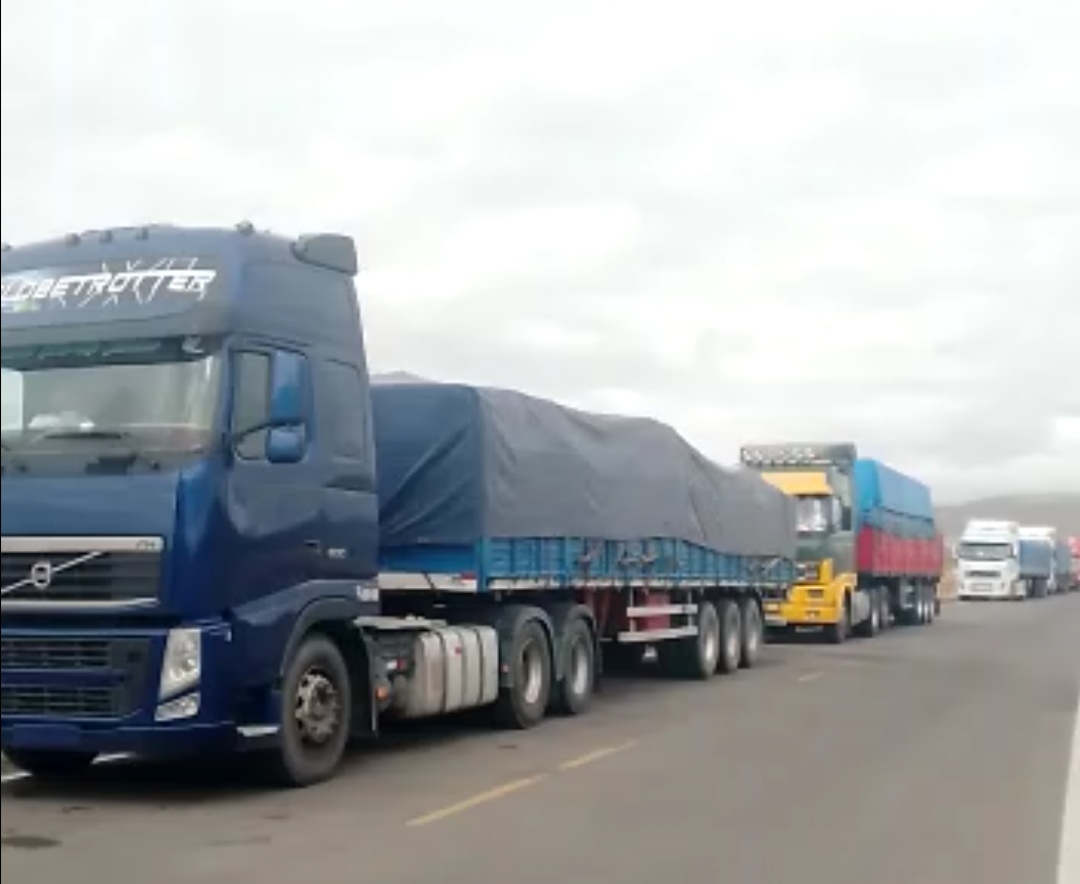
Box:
1 223 797 786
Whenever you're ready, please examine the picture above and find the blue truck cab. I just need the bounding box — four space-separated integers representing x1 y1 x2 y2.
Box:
1 224 383 784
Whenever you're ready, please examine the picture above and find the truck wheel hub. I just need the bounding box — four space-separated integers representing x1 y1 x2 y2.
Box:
295 670 340 744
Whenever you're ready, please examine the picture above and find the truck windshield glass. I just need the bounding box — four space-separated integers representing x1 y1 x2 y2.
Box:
794 496 834 534
957 542 1012 561
1 336 221 454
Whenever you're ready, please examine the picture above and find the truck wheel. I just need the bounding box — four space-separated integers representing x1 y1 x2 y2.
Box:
856 591 880 638
494 619 552 729
4 749 96 780
877 589 891 630
554 618 595 715
659 599 725 678
271 633 352 787
716 599 742 674
825 597 850 644
739 598 763 669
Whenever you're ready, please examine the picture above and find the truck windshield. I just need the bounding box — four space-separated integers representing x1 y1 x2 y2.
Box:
1 336 221 459
794 495 835 535
956 542 1012 561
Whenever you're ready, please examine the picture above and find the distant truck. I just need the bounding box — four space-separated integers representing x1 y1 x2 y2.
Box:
955 519 1023 600
1018 526 1056 598
739 443 944 642
1053 536 1073 594
1069 537 1080 591
1 223 798 786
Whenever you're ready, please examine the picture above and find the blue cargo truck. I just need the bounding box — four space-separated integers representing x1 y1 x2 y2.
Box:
1 224 797 786
1017 531 1054 598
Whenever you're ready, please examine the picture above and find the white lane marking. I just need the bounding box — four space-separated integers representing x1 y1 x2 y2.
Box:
798 671 824 683
1059 688 1080 883
1 753 129 785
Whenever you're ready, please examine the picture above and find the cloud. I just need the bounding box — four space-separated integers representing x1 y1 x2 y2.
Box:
3 0 1078 502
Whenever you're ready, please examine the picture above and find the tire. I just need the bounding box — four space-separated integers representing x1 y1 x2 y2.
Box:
878 589 892 630
4 749 96 780
825 596 850 644
739 597 764 669
716 599 742 674
856 590 880 638
554 618 595 716
494 619 552 729
266 633 352 788
659 599 725 678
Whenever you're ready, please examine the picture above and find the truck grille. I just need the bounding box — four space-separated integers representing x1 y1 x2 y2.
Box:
1 685 120 718
1 636 148 670
0 539 163 606
0 636 151 719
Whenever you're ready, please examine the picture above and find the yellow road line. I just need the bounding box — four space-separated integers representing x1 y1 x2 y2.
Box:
406 775 547 828
557 740 637 771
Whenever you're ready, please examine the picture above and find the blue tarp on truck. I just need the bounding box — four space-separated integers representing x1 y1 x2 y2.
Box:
371 382 797 586
852 458 936 538
1018 539 1053 578
1054 541 1072 578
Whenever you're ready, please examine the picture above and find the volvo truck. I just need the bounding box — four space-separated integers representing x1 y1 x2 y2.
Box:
1 223 798 786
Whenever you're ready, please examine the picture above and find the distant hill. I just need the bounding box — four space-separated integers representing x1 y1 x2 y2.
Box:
937 494 1080 538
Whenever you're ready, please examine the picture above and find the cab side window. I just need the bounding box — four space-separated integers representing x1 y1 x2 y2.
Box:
232 351 272 460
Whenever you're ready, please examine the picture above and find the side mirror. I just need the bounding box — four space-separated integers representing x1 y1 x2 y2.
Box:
264 351 307 464
266 426 305 464
268 351 306 428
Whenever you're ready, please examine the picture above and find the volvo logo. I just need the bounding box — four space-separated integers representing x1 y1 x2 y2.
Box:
29 561 54 590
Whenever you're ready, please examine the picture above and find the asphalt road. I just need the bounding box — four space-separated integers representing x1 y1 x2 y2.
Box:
3 597 1078 884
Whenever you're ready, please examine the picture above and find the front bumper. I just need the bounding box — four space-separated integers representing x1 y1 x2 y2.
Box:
1 719 238 757
957 579 1019 600
763 590 840 627
0 622 276 759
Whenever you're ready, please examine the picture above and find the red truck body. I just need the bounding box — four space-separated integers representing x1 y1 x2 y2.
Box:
856 528 945 578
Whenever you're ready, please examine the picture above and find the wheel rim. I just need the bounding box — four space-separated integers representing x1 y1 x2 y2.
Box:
568 636 591 697
521 640 546 706
295 667 341 747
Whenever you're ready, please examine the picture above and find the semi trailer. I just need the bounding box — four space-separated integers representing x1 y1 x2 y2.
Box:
1017 527 1055 598
0 223 798 786
739 443 944 642
1068 536 1080 591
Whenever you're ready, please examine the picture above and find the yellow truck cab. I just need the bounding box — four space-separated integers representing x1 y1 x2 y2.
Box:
740 443 869 643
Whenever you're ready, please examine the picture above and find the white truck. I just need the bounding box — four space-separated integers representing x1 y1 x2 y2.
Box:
955 519 1023 600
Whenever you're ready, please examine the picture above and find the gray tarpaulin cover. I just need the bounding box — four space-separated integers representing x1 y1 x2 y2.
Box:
371 381 796 559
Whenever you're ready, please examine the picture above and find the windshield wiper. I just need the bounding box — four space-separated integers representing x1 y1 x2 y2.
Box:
31 428 164 473
0 438 31 474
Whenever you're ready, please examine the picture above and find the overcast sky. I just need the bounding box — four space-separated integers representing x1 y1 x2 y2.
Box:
2 0 1077 502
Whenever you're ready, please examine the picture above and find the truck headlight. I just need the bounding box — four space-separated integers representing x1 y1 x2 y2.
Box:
159 628 202 699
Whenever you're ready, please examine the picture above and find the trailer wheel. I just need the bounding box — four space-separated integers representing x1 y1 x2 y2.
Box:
739 597 764 669
269 633 352 787
554 617 595 715
494 619 552 729
878 589 892 630
659 599 725 678
716 599 742 674
4 749 96 780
